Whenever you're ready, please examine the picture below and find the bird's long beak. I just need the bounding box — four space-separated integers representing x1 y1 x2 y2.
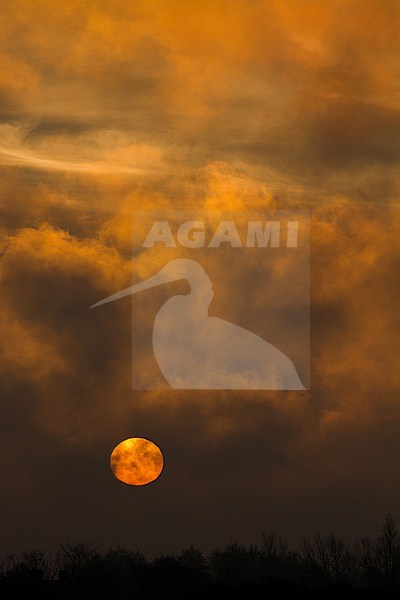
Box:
90 269 170 309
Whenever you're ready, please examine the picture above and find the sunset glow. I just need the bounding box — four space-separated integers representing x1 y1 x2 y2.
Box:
0 0 399 557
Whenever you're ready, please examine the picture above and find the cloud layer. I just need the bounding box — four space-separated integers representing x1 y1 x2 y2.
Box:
0 0 399 555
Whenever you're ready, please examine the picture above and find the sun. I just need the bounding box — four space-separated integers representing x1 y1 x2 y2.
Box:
110 438 164 486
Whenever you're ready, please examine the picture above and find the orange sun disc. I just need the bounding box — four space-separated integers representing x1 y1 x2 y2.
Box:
110 437 164 486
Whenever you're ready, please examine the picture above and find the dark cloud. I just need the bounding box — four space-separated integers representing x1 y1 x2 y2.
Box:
303 99 400 165
25 119 102 139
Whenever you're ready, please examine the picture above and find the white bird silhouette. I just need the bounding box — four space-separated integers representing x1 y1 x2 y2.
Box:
91 258 304 390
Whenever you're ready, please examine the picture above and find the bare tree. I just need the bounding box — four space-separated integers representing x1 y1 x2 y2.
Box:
43 551 62 581
376 514 400 591
300 533 354 584
179 546 208 573
354 535 379 588
0 554 16 581
210 542 262 586
0 550 45 583
58 541 100 581
261 530 290 560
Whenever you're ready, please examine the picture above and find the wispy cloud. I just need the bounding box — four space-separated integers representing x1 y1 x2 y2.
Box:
0 123 166 175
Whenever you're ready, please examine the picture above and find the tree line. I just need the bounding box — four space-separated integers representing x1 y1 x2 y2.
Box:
1 515 400 598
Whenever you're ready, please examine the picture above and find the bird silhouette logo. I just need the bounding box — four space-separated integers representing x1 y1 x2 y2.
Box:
91 258 304 390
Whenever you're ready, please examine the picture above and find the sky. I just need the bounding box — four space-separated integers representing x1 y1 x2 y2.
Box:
0 0 399 557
